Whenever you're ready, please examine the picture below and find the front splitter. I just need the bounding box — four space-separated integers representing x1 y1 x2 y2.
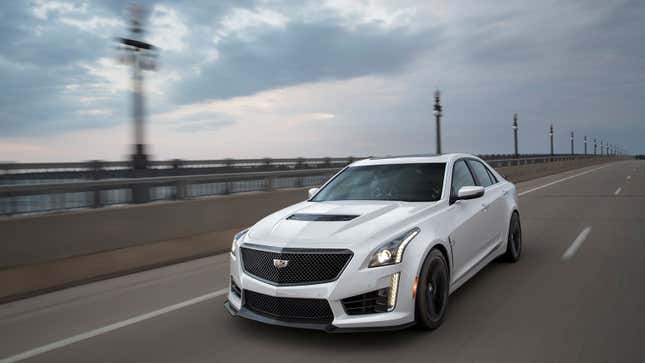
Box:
224 300 415 333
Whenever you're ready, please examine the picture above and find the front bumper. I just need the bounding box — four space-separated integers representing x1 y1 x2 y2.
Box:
227 247 418 331
224 300 415 333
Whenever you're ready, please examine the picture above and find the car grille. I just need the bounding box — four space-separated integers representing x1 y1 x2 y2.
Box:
341 288 390 315
240 245 352 285
243 290 334 323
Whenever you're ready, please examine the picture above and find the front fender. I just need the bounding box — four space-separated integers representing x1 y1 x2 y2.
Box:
407 234 452 286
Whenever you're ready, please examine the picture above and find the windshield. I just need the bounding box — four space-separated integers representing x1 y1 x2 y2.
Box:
312 163 446 202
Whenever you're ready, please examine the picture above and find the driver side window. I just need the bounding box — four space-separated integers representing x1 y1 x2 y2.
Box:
451 160 476 198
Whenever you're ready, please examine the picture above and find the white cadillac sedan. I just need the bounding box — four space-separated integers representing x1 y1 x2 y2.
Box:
225 153 521 332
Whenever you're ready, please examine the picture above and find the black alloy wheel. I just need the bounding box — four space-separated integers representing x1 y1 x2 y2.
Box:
502 212 522 262
415 249 450 330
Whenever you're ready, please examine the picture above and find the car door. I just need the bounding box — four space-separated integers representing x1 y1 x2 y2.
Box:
467 159 506 251
447 159 488 284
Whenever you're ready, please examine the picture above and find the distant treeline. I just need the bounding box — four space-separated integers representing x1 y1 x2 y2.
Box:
636 155 645 159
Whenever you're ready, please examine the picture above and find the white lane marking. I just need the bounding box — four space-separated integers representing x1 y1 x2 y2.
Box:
518 164 613 196
0 288 228 363
615 187 622 195
562 227 592 261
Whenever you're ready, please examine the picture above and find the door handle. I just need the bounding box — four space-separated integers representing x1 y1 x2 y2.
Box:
481 203 489 210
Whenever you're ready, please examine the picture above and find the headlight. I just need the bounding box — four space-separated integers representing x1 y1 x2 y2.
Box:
368 228 420 268
231 228 249 257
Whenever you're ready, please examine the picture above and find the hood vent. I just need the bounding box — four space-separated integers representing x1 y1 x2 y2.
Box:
287 214 359 222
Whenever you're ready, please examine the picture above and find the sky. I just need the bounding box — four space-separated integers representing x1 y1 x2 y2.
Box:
0 0 643 162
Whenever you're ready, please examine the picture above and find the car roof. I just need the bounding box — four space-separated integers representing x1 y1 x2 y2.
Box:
349 153 475 167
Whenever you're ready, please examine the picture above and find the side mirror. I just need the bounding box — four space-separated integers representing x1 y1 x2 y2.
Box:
455 186 485 201
308 187 319 200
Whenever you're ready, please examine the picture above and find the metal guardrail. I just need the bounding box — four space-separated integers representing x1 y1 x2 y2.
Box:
0 157 359 174
0 155 613 216
0 157 364 184
0 154 595 175
0 168 339 216
484 155 594 168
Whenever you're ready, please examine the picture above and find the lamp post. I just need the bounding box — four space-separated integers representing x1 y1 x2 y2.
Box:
117 5 157 204
570 131 574 155
600 140 604 156
512 113 519 157
594 138 597 155
433 90 443 155
117 5 157 171
549 124 554 156
584 136 587 155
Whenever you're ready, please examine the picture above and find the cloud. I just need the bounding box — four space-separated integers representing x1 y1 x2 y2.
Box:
214 7 289 43
172 20 436 103
173 118 236 133
0 0 644 161
32 0 83 20
147 4 189 52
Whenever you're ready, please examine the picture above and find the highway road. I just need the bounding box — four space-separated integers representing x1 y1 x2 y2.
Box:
1 160 643 363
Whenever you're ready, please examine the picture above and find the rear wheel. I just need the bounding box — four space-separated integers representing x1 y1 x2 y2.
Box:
415 249 450 330
501 212 522 262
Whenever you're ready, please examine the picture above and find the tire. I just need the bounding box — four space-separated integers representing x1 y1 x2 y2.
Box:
415 249 450 330
501 212 522 263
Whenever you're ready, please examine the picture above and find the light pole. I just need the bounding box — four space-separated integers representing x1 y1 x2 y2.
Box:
549 124 554 156
117 5 157 171
512 113 519 157
584 136 587 155
600 140 604 156
433 90 443 155
570 131 574 155
593 138 597 155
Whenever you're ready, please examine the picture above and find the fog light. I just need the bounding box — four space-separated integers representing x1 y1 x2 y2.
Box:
387 273 400 311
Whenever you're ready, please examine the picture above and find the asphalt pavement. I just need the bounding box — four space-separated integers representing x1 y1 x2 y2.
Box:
0 160 643 363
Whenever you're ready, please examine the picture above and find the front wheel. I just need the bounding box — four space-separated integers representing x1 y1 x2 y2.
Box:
415 249 450 330
501 212 522 263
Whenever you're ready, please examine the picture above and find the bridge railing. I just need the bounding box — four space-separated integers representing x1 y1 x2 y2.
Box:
0 157 358 175
0 154 611 216
0 168 339 216
0 154 599 177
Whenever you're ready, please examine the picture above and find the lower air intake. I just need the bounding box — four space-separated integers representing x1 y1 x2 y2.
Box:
341 288 390 315
243 290 334 324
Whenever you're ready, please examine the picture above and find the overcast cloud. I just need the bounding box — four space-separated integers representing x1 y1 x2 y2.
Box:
0 0 643 161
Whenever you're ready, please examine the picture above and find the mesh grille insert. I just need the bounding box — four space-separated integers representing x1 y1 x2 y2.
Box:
240 246 352 285
243 290 334 323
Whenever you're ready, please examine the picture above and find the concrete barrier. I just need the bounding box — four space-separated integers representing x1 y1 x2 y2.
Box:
0 157 619 302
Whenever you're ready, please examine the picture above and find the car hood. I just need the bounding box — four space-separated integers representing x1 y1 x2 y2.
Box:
246 200 441 249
